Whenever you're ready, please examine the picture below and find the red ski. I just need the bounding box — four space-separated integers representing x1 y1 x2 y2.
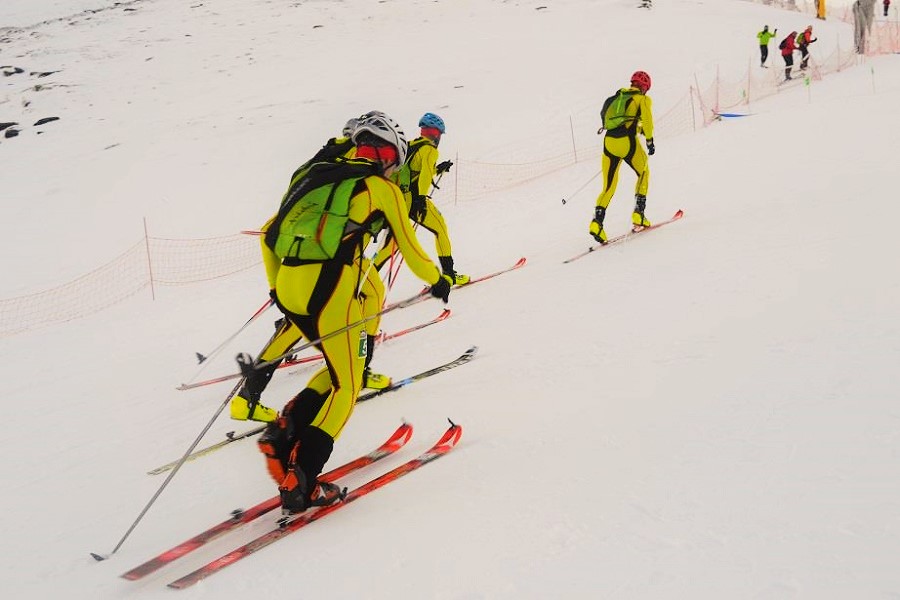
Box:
167 421 463 589
122 423 413 580
383 256 528 311
461 256 527 286
563 209 684 264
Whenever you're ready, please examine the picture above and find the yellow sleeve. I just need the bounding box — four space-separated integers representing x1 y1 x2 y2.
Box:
259 216 280 289
367 176 441 286
412 144 439 198
640 95 655 140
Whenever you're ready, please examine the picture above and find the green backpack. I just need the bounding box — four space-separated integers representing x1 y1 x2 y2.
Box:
265 161 378 261
601 89 638 131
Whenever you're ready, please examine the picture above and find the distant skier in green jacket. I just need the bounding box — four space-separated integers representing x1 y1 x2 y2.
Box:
757 25 778 67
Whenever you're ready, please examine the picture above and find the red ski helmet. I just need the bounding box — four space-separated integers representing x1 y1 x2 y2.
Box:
631 70 652 93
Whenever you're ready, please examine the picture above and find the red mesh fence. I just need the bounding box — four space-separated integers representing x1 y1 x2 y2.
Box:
4 1 898 337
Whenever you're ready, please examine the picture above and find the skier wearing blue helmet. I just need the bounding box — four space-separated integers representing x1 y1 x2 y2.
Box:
418 112 446 133
374 112 468 286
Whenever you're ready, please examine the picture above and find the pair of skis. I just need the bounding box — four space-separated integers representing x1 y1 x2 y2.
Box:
147 346 478 475
123 421 462 588
177 308 452 391
177 256 525 392
563 209 684 264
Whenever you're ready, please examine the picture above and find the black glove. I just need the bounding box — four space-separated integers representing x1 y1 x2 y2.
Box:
269 288 278 302
429 274 453 303
646 139 655 155
436 160 453 174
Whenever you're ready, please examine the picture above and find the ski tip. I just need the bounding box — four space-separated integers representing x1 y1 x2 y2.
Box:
673 209 685 218
90 552 108 562
443 420 464 445
397 421 414 440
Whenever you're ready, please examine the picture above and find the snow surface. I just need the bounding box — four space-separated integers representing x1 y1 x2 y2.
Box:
2 0 899 598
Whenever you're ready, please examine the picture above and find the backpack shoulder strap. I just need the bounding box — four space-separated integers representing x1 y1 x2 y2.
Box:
406 137 435 165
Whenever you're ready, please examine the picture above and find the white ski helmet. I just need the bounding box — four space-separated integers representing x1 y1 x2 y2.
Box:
342 117 359 138
351 111 408 166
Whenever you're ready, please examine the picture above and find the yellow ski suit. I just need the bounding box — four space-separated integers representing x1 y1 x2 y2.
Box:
373 137 454 268
261 159 442 442
596 86 655 210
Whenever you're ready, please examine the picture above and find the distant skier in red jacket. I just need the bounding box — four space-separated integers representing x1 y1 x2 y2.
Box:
796 26 818 71
780 31 798 80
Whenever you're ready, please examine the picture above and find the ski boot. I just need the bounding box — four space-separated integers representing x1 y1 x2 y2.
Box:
632 194 651 230
230 353 280 422
258 416 293 484
278 428 344 514
589 206 608 243
230 395 278 422
363 368 392 390
439 256 470 285
279 468 344 514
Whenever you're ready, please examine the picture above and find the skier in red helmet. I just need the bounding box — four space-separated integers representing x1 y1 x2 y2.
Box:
589 70 655 243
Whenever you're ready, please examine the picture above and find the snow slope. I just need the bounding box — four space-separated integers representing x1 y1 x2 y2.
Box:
1 0 898 598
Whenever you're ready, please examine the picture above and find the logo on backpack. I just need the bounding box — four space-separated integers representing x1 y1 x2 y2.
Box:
601 89 638 131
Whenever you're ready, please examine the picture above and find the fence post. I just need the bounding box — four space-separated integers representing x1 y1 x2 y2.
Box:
746 59 752 108
715 64 721 116
569 115 578 164
689 85 697 133
143 217 156 301
454 151 459 206
693 73 704 128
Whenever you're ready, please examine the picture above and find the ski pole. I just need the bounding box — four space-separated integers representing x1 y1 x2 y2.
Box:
249 289 431 372
194 298 274 364
561 170 600 205
430 169 446 191
386 248 403 292
385 223 419 294
90 378 246 562
176 290 429 391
